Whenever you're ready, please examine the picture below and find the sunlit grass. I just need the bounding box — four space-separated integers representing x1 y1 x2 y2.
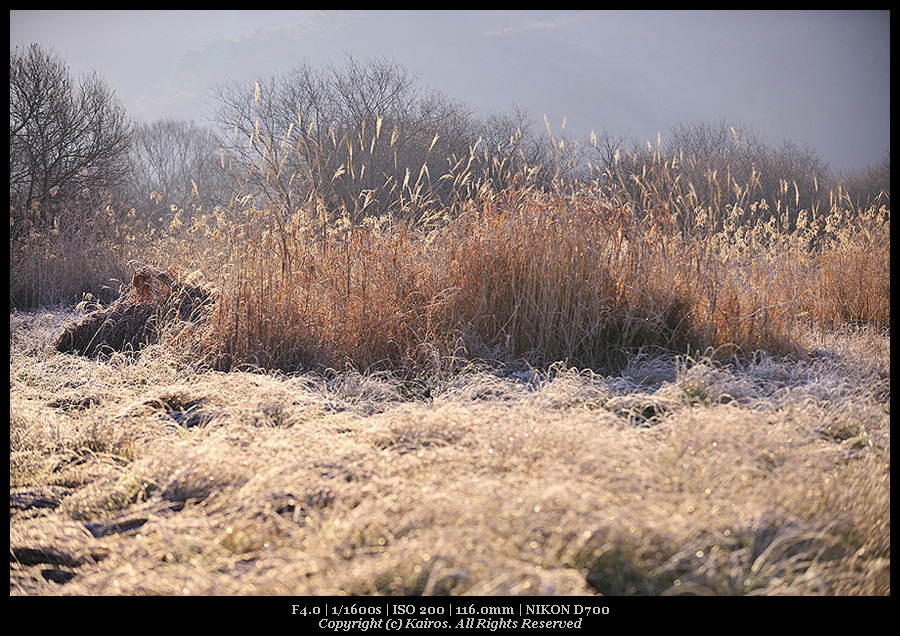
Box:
173 182 887 376
10 120 889 374
9 119 889 597
11 310 890 595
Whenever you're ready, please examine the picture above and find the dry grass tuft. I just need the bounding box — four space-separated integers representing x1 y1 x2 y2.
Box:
169 187 862 376
54 265 216 358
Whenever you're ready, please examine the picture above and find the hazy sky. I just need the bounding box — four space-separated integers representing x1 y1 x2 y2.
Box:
10 10 891 172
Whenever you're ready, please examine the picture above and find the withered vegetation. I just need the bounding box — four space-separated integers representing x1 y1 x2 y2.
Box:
54 266 216 358
9 106 889 596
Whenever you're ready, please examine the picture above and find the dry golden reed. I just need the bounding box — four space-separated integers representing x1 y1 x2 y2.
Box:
186 186 886 376
9 118 889 376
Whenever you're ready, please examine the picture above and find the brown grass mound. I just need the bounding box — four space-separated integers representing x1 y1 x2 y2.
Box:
55 266 216 358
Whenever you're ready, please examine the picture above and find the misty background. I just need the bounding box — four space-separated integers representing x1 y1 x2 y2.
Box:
10 9 890 173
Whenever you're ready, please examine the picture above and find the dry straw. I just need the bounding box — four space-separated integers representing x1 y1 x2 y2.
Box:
10 118 889 376
9 118 890 597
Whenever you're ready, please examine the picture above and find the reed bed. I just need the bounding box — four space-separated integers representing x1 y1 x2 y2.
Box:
13 182 886 377
174 183 887 377
11 114 889 376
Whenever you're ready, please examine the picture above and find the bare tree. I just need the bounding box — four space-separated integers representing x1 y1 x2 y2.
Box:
125 118 229 221
587 118 835 233
10 44 134 235
468 105 549 191
209 54 478 222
